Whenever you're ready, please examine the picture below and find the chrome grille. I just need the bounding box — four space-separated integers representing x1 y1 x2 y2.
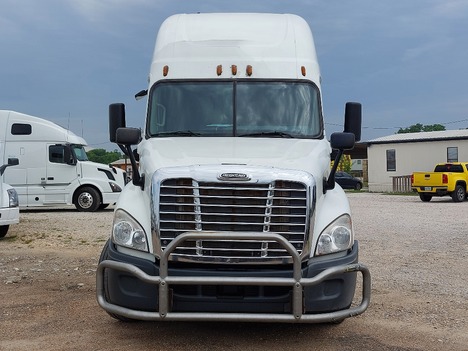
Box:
157 177 309 263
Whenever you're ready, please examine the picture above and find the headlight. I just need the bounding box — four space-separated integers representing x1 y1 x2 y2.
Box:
109 182 122 192
7 189 19 207
112 209 148 252
315 214 353 256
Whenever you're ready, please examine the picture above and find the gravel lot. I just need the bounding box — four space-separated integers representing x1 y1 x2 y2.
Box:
0 193 467 351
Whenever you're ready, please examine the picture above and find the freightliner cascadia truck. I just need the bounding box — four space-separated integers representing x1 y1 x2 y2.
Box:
97 13 371 323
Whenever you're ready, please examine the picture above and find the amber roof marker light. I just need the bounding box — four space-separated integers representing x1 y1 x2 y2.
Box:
301 66 306 77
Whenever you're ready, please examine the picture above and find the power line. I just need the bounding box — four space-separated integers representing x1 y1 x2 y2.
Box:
325 118 468 130
443 118 468 125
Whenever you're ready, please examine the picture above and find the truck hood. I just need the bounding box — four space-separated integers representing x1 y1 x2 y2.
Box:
79 161 126 187
138 137 331 177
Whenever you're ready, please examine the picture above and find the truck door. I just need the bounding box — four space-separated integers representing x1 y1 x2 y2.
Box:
45 144 79 204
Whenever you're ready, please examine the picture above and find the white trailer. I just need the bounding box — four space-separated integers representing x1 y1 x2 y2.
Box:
97 13 371 323
0 110 126 212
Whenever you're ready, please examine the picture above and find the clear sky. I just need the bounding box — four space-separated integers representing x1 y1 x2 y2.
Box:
1 0 467 150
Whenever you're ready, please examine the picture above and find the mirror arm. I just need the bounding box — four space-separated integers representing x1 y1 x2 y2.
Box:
123 144 144 189
324 149 344 193
118 144 129 157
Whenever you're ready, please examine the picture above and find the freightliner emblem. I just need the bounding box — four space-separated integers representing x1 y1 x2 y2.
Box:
217 173 251 181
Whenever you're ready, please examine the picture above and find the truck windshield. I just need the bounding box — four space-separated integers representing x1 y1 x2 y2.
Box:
71 145 89 161
147 81 322 138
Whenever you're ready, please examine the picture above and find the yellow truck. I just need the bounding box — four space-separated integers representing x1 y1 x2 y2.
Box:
411 162 468 202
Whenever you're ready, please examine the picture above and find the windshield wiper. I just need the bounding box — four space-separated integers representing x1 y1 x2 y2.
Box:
154 130 201 137
238 131 294 138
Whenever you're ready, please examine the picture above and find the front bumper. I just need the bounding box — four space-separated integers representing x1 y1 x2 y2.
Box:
0 207 19 226
101 192 121 205
97 233 371 323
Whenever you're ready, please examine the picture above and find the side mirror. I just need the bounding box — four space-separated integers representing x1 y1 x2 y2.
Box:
344 102 362 142
0 158 19 176
135 89 148 101
64 146 76 166
8 158 19 166
109 104 143 189
116 127 141 145
330 132 355 150
115 128 144 189
109 103 126 142
325 102 362 193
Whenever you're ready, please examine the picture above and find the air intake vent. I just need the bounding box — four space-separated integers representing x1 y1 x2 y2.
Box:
157 176 309 263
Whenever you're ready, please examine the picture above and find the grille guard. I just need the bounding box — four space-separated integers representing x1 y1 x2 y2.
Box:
97 233 371 323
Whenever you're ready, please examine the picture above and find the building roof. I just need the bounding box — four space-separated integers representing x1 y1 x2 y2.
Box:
367 129 468 145
110 159 130 166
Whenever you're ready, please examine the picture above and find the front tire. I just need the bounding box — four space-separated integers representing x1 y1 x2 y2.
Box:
0 225 9 238
74 186 101 212
355 182 362 191
451 185 466 202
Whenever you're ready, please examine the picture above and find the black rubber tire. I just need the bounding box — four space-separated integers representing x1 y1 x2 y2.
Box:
451 185 466 202
0 225 9 238
419 193 432 202
98 240 135 322
355 182 362 191
74 186 101 212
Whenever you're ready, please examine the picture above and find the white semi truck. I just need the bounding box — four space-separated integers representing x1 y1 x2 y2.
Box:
97 13 371 323
0 157 19 238
0 110 126 212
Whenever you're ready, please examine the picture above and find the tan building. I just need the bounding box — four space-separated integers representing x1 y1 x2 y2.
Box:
367 130 468 192
110 158 136 180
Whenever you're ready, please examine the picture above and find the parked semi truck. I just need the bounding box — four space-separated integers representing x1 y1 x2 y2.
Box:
0 110 126 212
97 13 371 323
0 157 19 238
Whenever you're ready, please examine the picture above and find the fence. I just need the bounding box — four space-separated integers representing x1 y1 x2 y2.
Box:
391 175 412 193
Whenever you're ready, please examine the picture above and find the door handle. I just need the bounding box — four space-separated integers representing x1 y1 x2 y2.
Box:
48 177 54 180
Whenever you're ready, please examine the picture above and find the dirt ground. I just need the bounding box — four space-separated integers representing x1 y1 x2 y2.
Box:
1 193 467 351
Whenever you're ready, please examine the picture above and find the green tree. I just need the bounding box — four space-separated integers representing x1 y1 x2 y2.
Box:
397 123 445 134
331 154 352 173
86 148 122 164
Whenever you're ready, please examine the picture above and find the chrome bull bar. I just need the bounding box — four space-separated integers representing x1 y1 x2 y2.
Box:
97 232 371 323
